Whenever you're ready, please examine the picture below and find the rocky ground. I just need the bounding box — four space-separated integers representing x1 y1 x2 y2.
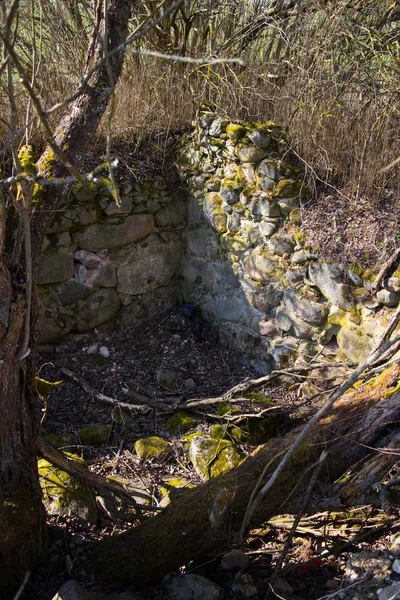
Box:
30 306 400 600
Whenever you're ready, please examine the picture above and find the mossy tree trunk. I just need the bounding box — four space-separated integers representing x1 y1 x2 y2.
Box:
88 365 400 588
0 2 132 596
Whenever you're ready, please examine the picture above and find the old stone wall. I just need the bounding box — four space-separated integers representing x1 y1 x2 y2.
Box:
38 114 400 376
179 113 400 374
37 177 186 343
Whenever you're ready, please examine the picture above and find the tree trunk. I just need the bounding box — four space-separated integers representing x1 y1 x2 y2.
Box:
0 2 132 596
87 364 400 588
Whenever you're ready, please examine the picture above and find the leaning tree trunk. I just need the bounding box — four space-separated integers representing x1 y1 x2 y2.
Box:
87 364 400 588
0 2 131 596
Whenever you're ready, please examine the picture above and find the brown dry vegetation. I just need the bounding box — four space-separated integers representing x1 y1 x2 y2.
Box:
1 1 400 200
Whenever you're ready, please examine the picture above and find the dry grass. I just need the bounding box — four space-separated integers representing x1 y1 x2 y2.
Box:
1 0 400 211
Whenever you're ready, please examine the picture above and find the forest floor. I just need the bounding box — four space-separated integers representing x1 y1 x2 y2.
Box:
30 307 399 600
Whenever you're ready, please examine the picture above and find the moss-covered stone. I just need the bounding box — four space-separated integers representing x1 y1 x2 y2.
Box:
203 193 227 233
166 411 197 435
160 477 196 505
43 432 77 450
188 435 244 480
134 436 170 460
78 423 111 446
226 124 246 140
38 454 97 525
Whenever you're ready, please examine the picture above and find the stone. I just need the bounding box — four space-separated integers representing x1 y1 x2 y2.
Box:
74 250 103 268
226 124 246 140
188 434 243 480
291 249 318 264
104 196 133 215
207 177 221 191
378 583 400 600
259 219 279 238
259 176 275 191
56 232 71 247
208 118 227 137
134 436 170 460
387 276 400 292
43 432 77 450
276 305 314 339
74 288 121 331
159 477 195 505
166 411 197 435
231 573 258 599
241 163 256 185
259 196 280 218
77 205 98 226
203 193 227 233
237 144 269 163
38 309 75 344
78 423 111 445
162 574 224 600
220 184 242 204
309 263 355 310
99 346 110 358
77 214 154 251
72 182 98 202
37 251 74 285
38 455 97 525
52 580 143 600
186 228 210 256
156 366 181 391
283 287 327 325
221 549 249 571
87 344 98 354
277 196 300 215
84 262 117 288
376 288 400 307
155 198 187 227
337 321 375 363
188 196 204 224
47 208 79 233
268 234 295 256
258 158 280 180
55 279 92 305
274 179 304 198
247 125 272 148
227 212 241 233
117 235 181 295
242 249 280 282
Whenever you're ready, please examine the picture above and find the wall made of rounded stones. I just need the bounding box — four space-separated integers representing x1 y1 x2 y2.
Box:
179 112 400 374
37 176 186 343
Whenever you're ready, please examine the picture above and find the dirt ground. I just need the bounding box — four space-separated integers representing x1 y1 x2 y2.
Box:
30 306 399 600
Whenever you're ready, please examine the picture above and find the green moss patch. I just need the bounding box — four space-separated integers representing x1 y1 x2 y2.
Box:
134 436 170 460
78 423 111 446
166 411 197 435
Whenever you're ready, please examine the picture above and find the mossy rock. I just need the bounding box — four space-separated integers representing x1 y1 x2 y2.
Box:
159 477 196 505
226 124 246 140
188 435 244 480
38 454 97 525
78 423 111 446
166 411 197 435
112 409 137 432
273 179 306 199
211 424 248 443
43 432 77 450
72 182 98 202
211 424 229 440
134 436 170 460
217 402 241 416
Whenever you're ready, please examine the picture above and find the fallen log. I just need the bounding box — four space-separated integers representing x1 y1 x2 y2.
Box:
87 363 400 588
